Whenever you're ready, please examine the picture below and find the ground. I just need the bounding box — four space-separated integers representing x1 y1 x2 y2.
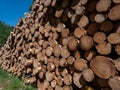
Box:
0 68 37 90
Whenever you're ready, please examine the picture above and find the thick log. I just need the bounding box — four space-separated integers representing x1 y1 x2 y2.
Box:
67 37 79 51
96 0 111 12
74 27 87 38
115 44 120 55
93 32 106 43
95 14 105 23
55 9 64 18
82 68 94 82
67 56 75 65
95 42 111 55
84 50 95 61
51 80 57 88
108 4 120 20
74 58 87 71
53 44 61 57
107 33 120 44
63 74 72 85
90 56 116 79
45 46 53 57
73 72 82 88
77 15 89 28
56 75 63 86
63 86 72 90
87 23 100 36
112 0 120 4
100 21 113 33
61 46 70 58
108 76 120 90
61 28 69 38
80 35 93 50
114 58 120 71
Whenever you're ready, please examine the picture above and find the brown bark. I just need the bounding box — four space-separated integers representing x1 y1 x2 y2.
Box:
82 68 94 82
55 85 63 90
96 0 111 12
108 76 120 90
107 33 120 44
108 4 120 20
96 42 111 55
77 15 89 28
95 14 105 23
90 56 116 79
44 0 52 6
56 76 63 86
55 9 64 18
51 80 57 88
37 80 45 90
100 21 113 33
75 6 85 15
53 44 61 57
47 62 55 71
74 58 87 71
87 23 100 36
73 72 82 88
67 56 75 65
62 37 70 46
61 46 70 58
80 35 93 50
59 58 67 67
115 44 120 55
45 46 53 57
61 28 69 38
74 27 87 38
112 0 120 4
63 86 72 90
114 58 120 71
84 50 95 61
45 71 54 81
63 74 72 85
68 37 78 51
93 32 106 43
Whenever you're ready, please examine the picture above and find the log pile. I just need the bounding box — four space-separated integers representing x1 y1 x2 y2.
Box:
0 0 120 90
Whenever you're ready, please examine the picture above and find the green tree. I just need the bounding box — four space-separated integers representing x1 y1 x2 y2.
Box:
0 21 13 47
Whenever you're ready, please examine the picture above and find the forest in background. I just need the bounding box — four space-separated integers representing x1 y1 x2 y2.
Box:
0 21 13 47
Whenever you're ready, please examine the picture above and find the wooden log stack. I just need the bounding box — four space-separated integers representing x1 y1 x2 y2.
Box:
0 0 120 90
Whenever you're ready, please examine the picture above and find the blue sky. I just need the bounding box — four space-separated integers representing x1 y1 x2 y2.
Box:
0 0 33 26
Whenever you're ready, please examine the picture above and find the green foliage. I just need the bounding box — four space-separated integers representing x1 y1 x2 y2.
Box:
0 21 13 47
0 68 37 90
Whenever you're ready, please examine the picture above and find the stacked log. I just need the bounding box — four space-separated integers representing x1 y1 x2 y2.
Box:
0 0 120 90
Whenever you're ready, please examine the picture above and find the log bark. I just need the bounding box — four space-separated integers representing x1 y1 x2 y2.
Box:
80 35 93 50
82 68 94 82
108 76 120 90
108 4 120 20
63 74 72 85
67 37 78 51
90 56 116 79
95 42 111 55
74 27 87 38
107 33 120 44
93 32 106 43
96 0 111 12
115 44 120 55
74 58 87 71
73 72 82 88
100 21 113 33
114 58 120 71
